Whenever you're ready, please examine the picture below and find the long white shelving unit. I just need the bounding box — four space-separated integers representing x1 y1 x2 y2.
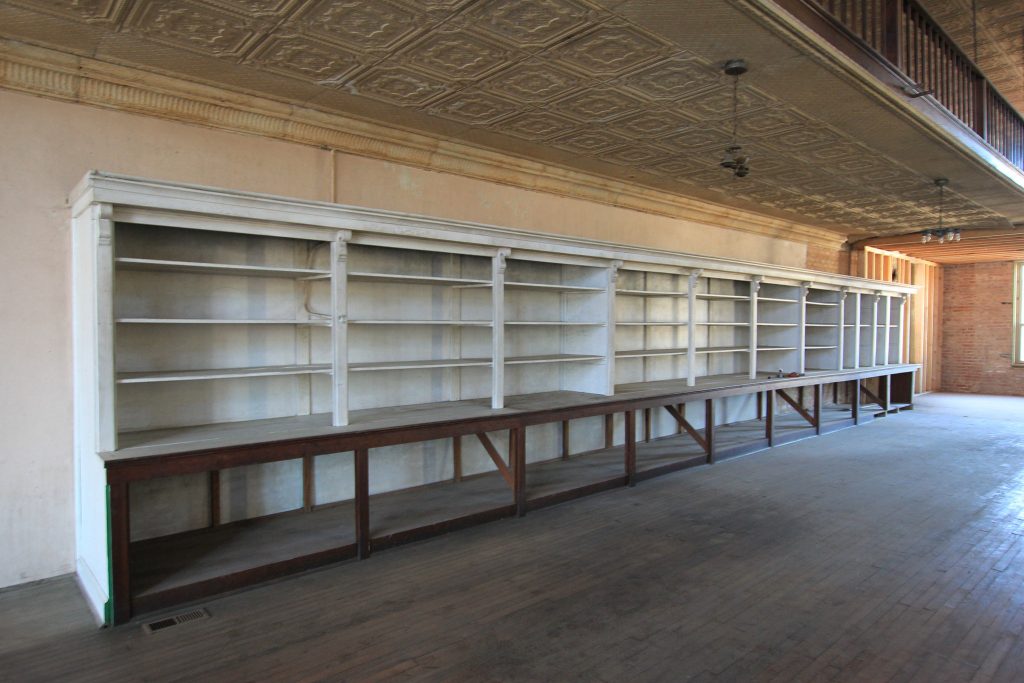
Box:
71 173 916 623
79 192 917 449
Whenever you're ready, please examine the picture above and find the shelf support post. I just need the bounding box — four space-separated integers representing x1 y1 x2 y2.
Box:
624 410 636 487
798 282 811 375
686 270 702 387
93 203 117 452
898 294 908 364
871 293 880 367
749 276 761 379
765 389 775 445
603 260 623 396
705 398 715 464
355 448 370 559
491 249 509 410
838 288 849 371
853 292 862 369
330 231 352 427
512 426 526 517
882 295 892 365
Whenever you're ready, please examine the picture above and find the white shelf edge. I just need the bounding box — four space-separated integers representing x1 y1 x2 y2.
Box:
116 364 332 383
115 318 332 325
348 271 492 287
615 321 688 326
504 281 604 292
114 257 330 279
505 354 605 365
616 289 689 297
349 358 493 371
349 319 493 326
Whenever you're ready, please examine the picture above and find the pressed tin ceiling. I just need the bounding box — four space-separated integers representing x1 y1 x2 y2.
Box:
1 0 1022 242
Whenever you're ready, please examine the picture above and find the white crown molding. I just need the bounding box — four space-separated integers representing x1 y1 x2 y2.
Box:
0 39 848 250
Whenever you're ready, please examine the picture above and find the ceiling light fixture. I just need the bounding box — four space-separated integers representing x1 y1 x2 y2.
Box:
920 178 960 245
720 59 751 179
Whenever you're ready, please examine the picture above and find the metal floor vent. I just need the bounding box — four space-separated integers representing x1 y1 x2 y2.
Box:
142 608 210 634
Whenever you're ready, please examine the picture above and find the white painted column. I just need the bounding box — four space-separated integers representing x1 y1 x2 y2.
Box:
749 276 761 379
853 292 862 369
686 270 702 387
898 294 908 363
604 260 622 396
798 282 810 375
870 293 880 367
882 295 892 365
491 249 509 409
94 204 117 452
837 287 848 371
330 231 351 427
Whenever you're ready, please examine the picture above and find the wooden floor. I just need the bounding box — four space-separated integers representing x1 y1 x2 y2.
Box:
4 392 1024 682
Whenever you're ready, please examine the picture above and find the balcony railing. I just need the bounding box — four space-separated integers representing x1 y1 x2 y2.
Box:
806 0 1024 171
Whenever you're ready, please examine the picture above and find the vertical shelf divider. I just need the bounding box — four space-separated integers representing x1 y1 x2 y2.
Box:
686 270 701 387
854 292 862 369
882 295 892 365
491 248 508 410
838 287 848 371
95 204 117 452
749 276 761 379
798 281 810 375
604 260 622 395
898 294 908 363
330 231 351 427
871 293 880 366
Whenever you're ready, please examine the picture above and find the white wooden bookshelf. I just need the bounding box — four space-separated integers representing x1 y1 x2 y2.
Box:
70 173 917 624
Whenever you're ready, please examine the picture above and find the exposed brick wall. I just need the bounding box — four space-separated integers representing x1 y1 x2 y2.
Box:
941 262 1024 396
805 244 849 275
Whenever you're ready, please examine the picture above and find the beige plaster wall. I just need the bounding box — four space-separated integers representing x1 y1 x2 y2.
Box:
0 88 809 588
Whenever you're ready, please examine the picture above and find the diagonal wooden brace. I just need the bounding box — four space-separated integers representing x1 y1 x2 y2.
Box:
476 432 514 489
663 404 708 452
776 389 816 427
859 383 884 408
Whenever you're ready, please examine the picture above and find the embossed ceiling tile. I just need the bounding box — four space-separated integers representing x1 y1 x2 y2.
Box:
677 84 777 120
5 0 125 23
793 141 871 164
605 110 696 139
549 88 645 122
759 126 845 151
123 0 262 58
494 111 579 140
204 0 295 16
733 107 808 136
480 59 583 102
297 0 425 55
599 144 671 167
347 65 450 106
648 157 716 177
552 21 671 77
684 168 735 187
425 89 521 125
849 166 903 185
618 55 719 102
462 0 599 49
397 27 519 81
735 184 800 207
658 126 732 152
550 130 631 154
247 34 364 85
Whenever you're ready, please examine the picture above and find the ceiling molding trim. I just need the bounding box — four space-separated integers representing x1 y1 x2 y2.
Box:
0 39 847 250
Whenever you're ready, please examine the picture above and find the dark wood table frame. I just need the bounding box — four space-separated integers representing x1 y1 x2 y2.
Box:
105 366 916 624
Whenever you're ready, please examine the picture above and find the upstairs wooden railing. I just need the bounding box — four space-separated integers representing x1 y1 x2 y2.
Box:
807 0 1024 171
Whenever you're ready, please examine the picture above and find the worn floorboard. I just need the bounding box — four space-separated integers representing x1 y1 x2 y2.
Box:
2 393 1024 682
